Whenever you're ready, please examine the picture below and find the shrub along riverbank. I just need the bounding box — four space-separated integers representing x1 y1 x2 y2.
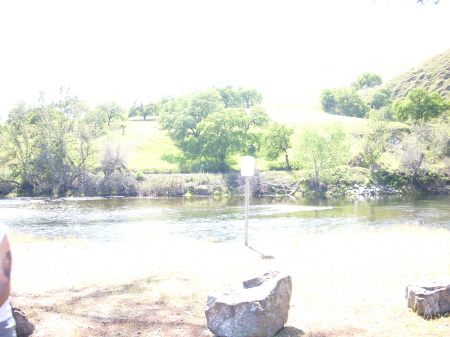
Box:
3 166 448 198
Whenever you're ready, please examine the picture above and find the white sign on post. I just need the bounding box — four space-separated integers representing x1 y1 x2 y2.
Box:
241 156 254 246
241 156 255 177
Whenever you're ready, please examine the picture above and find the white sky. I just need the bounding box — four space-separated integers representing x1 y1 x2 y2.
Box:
0 0 449 120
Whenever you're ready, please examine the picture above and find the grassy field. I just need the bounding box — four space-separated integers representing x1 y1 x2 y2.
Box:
103 117 180 173
11 224 450 337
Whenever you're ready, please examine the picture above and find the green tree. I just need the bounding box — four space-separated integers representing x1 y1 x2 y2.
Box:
197 108 248 171
293 123 350 187
262 122 294 170
320 87 369 118
158 88 224 160
361 110 390 172
351 72 382 90
393 88 449 123
239 88 263 108
246 105 271 130
129 101 159 120
370 88 392 110
218 86 244 108
3 101 38 189
95 101 127 127
320 88 337 113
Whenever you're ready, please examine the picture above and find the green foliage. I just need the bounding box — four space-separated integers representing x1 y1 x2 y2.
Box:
216 86 263 109
159 88 225 160
360 110 391 172
293 123 351 187
320 87 369 117
3 91 103 195
370 88 392 110
247 105 271 129
352 72 382 90
400 120 450 180
374 170 412 189
129 101 159 120
95 101 127 127
393 88 449 123
217 86 244 108
239 87 263 108
158 87 268 172
197 108 248 172
261 122 294 170
324 166 372 186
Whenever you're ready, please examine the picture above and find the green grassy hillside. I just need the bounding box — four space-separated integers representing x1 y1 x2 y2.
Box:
384 48 450 100
109 109 371 173
107 47 450 173
102 117 180 173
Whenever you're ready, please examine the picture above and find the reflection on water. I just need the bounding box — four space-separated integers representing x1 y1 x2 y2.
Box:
0 194 449 243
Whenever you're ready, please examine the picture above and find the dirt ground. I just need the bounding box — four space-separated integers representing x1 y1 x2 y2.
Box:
10 225 450 337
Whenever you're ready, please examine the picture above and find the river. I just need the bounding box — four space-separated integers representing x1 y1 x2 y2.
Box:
1 194 449 243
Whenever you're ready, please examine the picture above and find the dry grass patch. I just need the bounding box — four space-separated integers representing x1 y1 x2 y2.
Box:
10 225 450 337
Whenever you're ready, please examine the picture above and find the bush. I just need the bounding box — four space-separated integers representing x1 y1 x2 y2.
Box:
99 173 138 196
324 167 372 187
374 170 412 189
257 171 306 196
137 174 188 197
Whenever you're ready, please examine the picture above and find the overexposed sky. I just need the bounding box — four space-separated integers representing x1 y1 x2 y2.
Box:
0 0 449 120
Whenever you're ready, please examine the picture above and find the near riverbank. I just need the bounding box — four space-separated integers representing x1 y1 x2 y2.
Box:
10 224 450 337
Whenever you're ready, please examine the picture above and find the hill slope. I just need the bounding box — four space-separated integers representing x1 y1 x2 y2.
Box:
384 48 450 100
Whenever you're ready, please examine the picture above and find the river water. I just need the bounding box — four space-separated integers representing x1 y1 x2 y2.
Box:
1 194 449 243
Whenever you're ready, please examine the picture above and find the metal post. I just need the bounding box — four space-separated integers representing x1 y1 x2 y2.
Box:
245 176 249 246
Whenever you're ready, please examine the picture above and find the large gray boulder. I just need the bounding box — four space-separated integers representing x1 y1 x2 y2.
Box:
406 278 450 317
205 271 292 337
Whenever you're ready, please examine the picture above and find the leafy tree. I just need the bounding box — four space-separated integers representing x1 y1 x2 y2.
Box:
361 110 390 172
320 87 369 117
3 101 38 189
218 86 244 108
95 101 127 127
370 88 392 110
320 89 337 113
129 101 159 120
293 123 350 187
262 122 294 170
239 88 263 108
197 108 248 171
351 72 382 90
246 105 271 130
158 88 224 160
393 88 449 123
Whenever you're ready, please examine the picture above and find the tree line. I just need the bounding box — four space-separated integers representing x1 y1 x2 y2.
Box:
1 81 450 197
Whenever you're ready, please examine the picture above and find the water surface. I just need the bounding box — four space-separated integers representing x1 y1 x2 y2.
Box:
1 194 449 243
